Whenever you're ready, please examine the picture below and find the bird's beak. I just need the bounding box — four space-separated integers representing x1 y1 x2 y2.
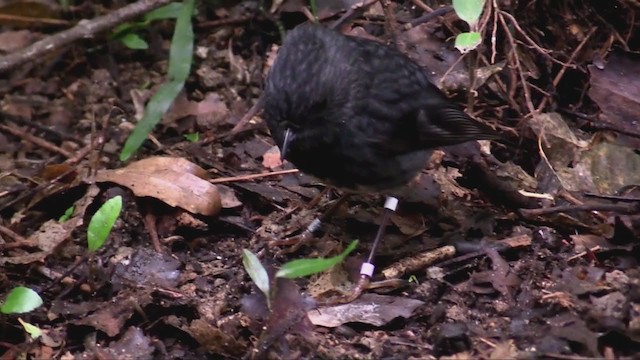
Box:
281 128 293 160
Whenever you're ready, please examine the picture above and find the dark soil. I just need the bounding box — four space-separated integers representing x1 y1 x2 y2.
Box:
1 1 639 359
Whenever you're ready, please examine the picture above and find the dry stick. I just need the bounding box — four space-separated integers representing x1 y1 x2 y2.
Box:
197 15 252 29
208 169 299 184
409 0 433 12
0 225 29 244
0 0 172 73
407 6 452 28
490 0 499 64
584 193 640 202
498 11 576 68
535 27 596 113
519 202 640 217
0 14 71 26
3 113 83 144
0 136 101 213
567 246 602 262
0 123 73 158
230 94 265 135
497 12 535 115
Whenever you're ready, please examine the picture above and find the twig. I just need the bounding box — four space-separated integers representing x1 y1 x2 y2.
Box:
0 14 71 26
209 169 299 184
497 12 535 114
498 10 576 68
584 193 640 202
0 224 29 243
407 6 452 28
0 0 172 73
0 123 73 158
230 94 265 135
535 27 596 113
0 136 102 213
567 246 601 262
197 16 252 29
409 0 433 12
519 202 640 217
3 112 83 144
490 0 498 64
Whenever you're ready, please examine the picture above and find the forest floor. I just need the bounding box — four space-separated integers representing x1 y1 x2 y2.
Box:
1 0 639 359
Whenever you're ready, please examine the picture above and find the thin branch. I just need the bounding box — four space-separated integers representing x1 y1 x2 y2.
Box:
0 0 172 73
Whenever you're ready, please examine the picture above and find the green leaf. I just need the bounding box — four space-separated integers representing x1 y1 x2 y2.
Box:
144 2 184 23
276 240 358 279
167 0 195 81
1 287 43 314
59 205 75 222
183 132 199 142
87 195 122 252
242 250 270 298
120 33 149 50
111 23 137 40
452 0 485 27
120 0 195 161
120 81 185 160
18 318 42 339
454 31 482 53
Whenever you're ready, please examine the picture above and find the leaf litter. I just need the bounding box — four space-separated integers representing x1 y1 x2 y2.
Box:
1 0 640 359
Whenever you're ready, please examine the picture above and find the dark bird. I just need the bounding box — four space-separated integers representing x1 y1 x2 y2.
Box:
263 24 498 192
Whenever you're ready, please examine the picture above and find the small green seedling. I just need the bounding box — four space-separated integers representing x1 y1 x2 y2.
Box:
183 132 200 142
408 274 419 284
59 205 75 222
275 240 358 279
1 287 44 340
87 195 122 252
452 0 485 53
242 241 359 309
1 287 43 314
242 249 272 308
111 2 184 50
18 318 42 339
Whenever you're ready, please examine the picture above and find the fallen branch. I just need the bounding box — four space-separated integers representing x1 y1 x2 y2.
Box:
0 0 172 73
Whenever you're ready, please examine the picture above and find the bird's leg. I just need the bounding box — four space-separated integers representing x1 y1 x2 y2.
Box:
269 193 351 252
323 196 399 305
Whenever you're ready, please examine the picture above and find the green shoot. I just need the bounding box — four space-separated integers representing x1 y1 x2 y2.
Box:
87 195 122 252
120 0 195 161
275 240 358 279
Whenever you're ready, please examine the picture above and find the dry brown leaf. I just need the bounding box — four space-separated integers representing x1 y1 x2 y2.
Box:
124 156 209 179
96 157 221 216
